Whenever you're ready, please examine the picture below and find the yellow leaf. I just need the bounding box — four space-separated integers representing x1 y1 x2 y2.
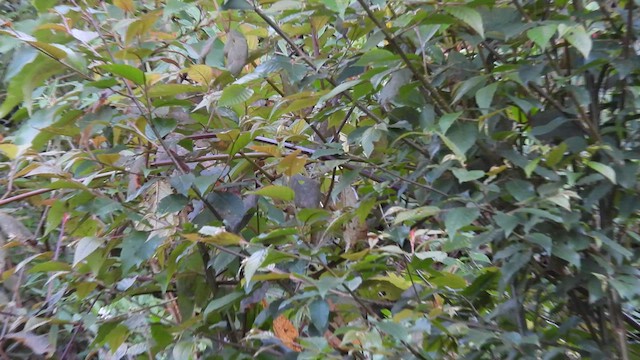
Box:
125 11 161 44
217 129 240 142
277 150 307 176
114 0 135 12
251 273 291 281
288 119 308 135
145 73 162 86
36 23 67 32
340 249 369 260
273 315 301 352
487 164 508 176
249 145 281 157
183 232 243 246
149 31 176 41
96 153 121 165
14 163 41 178
29 41 67 59
187 65 214 85
0 144 19 159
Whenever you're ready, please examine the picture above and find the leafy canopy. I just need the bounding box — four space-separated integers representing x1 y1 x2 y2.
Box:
1 0 640 359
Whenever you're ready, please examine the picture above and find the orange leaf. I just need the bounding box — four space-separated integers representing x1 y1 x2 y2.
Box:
273 315 301 352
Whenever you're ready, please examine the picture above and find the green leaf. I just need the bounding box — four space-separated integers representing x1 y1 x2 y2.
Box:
361 127 383 158
297 208 330 224
218 84 254 106
414 251 448 262
452 75 486 104
194 175 217 194
562 25 592 59
172 341 196 360
73 237 104 267
545 143 567 168
355 49 398 66
438 132 466 163
446 7 485 38
251 228 297 244
13 108 60 150
430 272 467 289
98 64 145 86
592 232 633 260
147 84 204 97
249 185 295 201
121 232 163 273
244 249 268 290
475 83 498 114
524 157 540 178
375 320 409 341
438 112 462 133
500 250 532 288
586 161 616 184
222 0 252 9
309 299 330 332
204 291 244 316
444 207 480 236
494 212 519 237
227 131 254 157
553 243 581 268
451 168 485 183
505 179 535 202
28 261 72 273
525 233 552 254
105 324 129 351
315 79 362 109
157 194 188 214
170 173 195 195
148 118 177 139
526 24 557 50
393 206 440 225
312 275 345 298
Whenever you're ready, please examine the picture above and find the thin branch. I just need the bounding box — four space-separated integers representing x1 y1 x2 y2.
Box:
151 152 273 167
252 6 431 158
355 0 452 113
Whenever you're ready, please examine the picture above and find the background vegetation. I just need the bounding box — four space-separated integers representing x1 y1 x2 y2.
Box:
0 0 639 358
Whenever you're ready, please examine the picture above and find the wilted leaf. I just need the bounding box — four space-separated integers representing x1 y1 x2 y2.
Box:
4 332 54 356
273 315 301 351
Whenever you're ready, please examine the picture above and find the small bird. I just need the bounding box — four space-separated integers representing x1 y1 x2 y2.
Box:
223 30 248 76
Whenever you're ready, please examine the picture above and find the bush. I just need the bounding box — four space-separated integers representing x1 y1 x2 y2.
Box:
0 0 639 358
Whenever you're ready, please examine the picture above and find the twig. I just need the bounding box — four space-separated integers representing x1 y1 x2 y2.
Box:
151 152 272 167
355 0 452 114
252 6 431 158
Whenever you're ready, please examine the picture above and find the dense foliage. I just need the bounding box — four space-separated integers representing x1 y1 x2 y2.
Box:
1 0 640 358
